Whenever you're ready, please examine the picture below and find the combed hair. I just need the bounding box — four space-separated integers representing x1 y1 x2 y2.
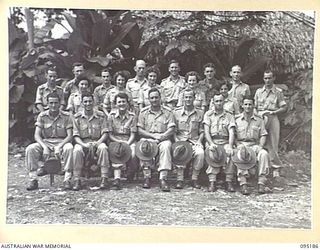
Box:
72 62 84 69
75 75 91 87
185 71 200 82
114 92 129 105
113 70 129 84
101 68 111 74
203 63 215 71
145 65 161 78
46 66 57 74
183 88 195 98
81 91 94 100
169 59 179 66
148 87 161 98
46 92 60 102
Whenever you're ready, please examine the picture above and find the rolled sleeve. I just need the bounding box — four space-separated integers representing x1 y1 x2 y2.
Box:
72 119 80 137
35 115 44 128
167 113 176 128
203 112 211 126
137 112 146 129
35 87 42 105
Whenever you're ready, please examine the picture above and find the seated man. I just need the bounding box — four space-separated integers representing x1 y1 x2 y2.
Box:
25 92 73 190
173 88 204 189
233 97 270 195
137 88 175 191
203 94 236 192
73 92 109 190
35 67 65 113
107 92 139 188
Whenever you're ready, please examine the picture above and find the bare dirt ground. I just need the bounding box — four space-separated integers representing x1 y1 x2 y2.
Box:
6 143 311 228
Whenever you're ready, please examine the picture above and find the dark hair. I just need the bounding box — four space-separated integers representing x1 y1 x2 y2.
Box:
46 67 57 74
169 59 179 66
203 63 215 71
185 71 200 82
81 91 94 100
72 62 84 69
219 82 232 91
101 68 111 74
148 87 161 98
145 66 160 78
46 92 60 102
113 71 129 84
75 75 91 87
183 88 195 98
243 95 254 102
114 92 129 105
263 70 274 76
231 65 242 71
212 93 224 101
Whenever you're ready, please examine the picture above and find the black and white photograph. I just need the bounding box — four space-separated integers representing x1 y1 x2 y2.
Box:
6 7 314 231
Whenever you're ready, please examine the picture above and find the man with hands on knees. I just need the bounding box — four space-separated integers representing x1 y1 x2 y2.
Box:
137 88 175 191
203 93 236 192
72 92 109 191
25 92 73 191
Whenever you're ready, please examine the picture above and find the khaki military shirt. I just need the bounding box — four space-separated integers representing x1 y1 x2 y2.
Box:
138 106 175 133
235 113 268 144
108 109 137 141
209 96 240 115
103 87 134 111
67 91 84 114
93 84 115 109
126 77 148 106
160 75 186 103
35 110 73 139
198 78 220 106
35 83 65 109
63 78 78 96
138 83 165 107
228 80 251 105
177 87 207 110
173 107 204 143
203 110 235 144
254 85 286 111
73 110 107 141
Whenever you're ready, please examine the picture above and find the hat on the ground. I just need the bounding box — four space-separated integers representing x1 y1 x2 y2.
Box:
43 157 61 174
205 145 227 167
172 141 193 165
109 142 132 164
135 140 158 161
232 145 257 170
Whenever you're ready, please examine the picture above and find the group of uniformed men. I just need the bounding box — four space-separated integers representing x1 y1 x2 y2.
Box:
25 59 287 195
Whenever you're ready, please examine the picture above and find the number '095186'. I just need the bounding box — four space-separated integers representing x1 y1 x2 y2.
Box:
300 244 319 248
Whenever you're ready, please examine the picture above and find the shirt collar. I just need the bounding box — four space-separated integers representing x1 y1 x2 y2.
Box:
114 109 130 119
80 109 100 120
169 75 183 82
44 82 58 91
262 85 276 93
181 107 196 116
239 112 258 120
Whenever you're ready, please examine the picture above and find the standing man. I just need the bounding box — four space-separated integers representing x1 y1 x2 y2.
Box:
137 88 175 191
173 88 204 189
93 68 115 113
126 60 148 111
108 92 139 187
25 92 73 190
63 62 85 104
199 63 220 110
254 70 287 178
160 60 186 109
72 92 109 190
234 97 271 195
228 65 251 106
203 94 236 192
35 67 65 112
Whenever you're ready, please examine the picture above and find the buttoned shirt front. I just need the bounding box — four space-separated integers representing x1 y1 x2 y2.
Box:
203 110 235 144
254 85 286 111
67 91 84 114
160 75 186 103
228 80 251 105
138 106 175 133
103 87 134 111
126 77 148 105
35 83 65 109
35 110 73 139
93 84 115 108
138 83 165 107
73 110 107 141
177 87 207 110
235 113 268 144
173 107 204 143
209 96 240 115
107 109 137 141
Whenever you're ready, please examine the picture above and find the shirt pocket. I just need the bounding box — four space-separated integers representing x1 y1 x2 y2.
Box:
91 123 102 139
157 120 167 132
56 122 66 137
251 125 260 139
236 126 247 140
79 123 89 138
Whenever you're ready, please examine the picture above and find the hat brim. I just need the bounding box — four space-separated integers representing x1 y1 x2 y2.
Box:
232 147 257 170
109 142 132 164
204 146 227 167
172 141 193 165
135 140 158 161
44 158 61 174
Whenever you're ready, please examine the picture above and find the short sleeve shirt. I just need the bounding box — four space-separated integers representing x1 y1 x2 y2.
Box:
67 91 83 114
254 85 286 111
198 78 220 105
35 110 73 139
228 80 251 105
209 96 240 115
93 84 115 108
103 87 134 111
107 110 137 141
235 113 268 144
203 110 235 144
138 106 176 133
173 107 204 143
73 110 107 141
63 79 78 95
177 87 207 110
126 77 148 106
160 76 186 103
35 83 65 109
